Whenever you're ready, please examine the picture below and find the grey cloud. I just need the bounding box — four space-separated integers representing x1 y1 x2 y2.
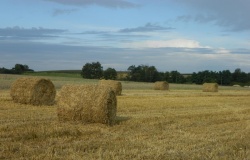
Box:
77 30 151 42
173 0 250 32
52 9 78 16
194 14 217 23
177 14 217 23
99 33 151 41
231 48 250 54
44 0 139 8
119 23 175 33
0 26 67 39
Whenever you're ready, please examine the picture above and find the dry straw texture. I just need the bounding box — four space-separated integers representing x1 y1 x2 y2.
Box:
57 84 117 125
154 81 169 90
99 80 122 95
202 83 218 92
10 77 56 105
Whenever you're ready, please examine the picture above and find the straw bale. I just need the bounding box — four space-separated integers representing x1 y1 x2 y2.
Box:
233 85 241 87
154 81 169 90
57 84 117 125
202 83 218 92
10 77 56 105
99 80 122 95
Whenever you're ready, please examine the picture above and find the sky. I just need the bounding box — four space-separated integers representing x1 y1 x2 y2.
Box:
0 0 250 73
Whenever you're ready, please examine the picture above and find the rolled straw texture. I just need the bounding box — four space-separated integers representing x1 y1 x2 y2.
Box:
99 80 122 95
57 84 117 125
202 83 218 92
154 81 169 90
10 77 56 105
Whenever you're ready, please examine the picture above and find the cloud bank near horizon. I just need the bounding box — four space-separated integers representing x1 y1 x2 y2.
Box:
1 39 250 73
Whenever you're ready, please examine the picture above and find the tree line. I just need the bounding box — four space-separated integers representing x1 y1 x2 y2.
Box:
1 62 249 86
81 62 250 86
0 64 34 74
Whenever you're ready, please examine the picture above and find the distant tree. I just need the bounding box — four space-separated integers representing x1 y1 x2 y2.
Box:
127 64 160 82
0 67 12 74
13 64 25 74
157 71 166 81
169 70 185 83
81 62 103 79
127 65 143 81
185 75 193 84
248 73 250 83
11 64 33 74
164 72 171 82
232 68 248 84
191 70 217 84
145 65 160 82
217 70 232 85
103 68 117 80
0 64 33 74
203 70 218 83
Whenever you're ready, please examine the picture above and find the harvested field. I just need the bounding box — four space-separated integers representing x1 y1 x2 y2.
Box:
0 75 249 159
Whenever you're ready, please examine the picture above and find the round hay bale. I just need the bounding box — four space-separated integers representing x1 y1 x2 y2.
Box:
99 80 122 95
233 84 241 87
10 77 56 105
202 83 218 92
154 81 169 90
57 84 117 125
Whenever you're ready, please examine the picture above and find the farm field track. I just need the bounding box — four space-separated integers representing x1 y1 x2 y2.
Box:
0 74 250 159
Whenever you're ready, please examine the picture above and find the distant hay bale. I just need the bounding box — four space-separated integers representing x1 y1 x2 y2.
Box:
154 81 169 90
10 77 56 105
57 84 117 125
202 83 218 92
99 80 122 95
233 84 241 87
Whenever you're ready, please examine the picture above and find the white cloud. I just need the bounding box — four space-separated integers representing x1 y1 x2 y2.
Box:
124 39 210 49
214 48 231 54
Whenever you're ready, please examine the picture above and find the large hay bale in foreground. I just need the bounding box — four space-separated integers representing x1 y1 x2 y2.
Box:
202 83 218 92
154 81 169 90
57 85 117 125
10 77 56 105
99 80 122 95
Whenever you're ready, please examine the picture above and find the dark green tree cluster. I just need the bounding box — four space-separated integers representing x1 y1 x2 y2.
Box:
165 71 186 83
0 64 33 74
190 69 250 85
81 61 117 80
127 65 160 82
126 65 250 85
126 65 186 83
81 62 250 86
103 68 117 80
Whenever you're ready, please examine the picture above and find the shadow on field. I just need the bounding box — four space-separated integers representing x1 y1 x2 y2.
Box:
115 116 131 125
